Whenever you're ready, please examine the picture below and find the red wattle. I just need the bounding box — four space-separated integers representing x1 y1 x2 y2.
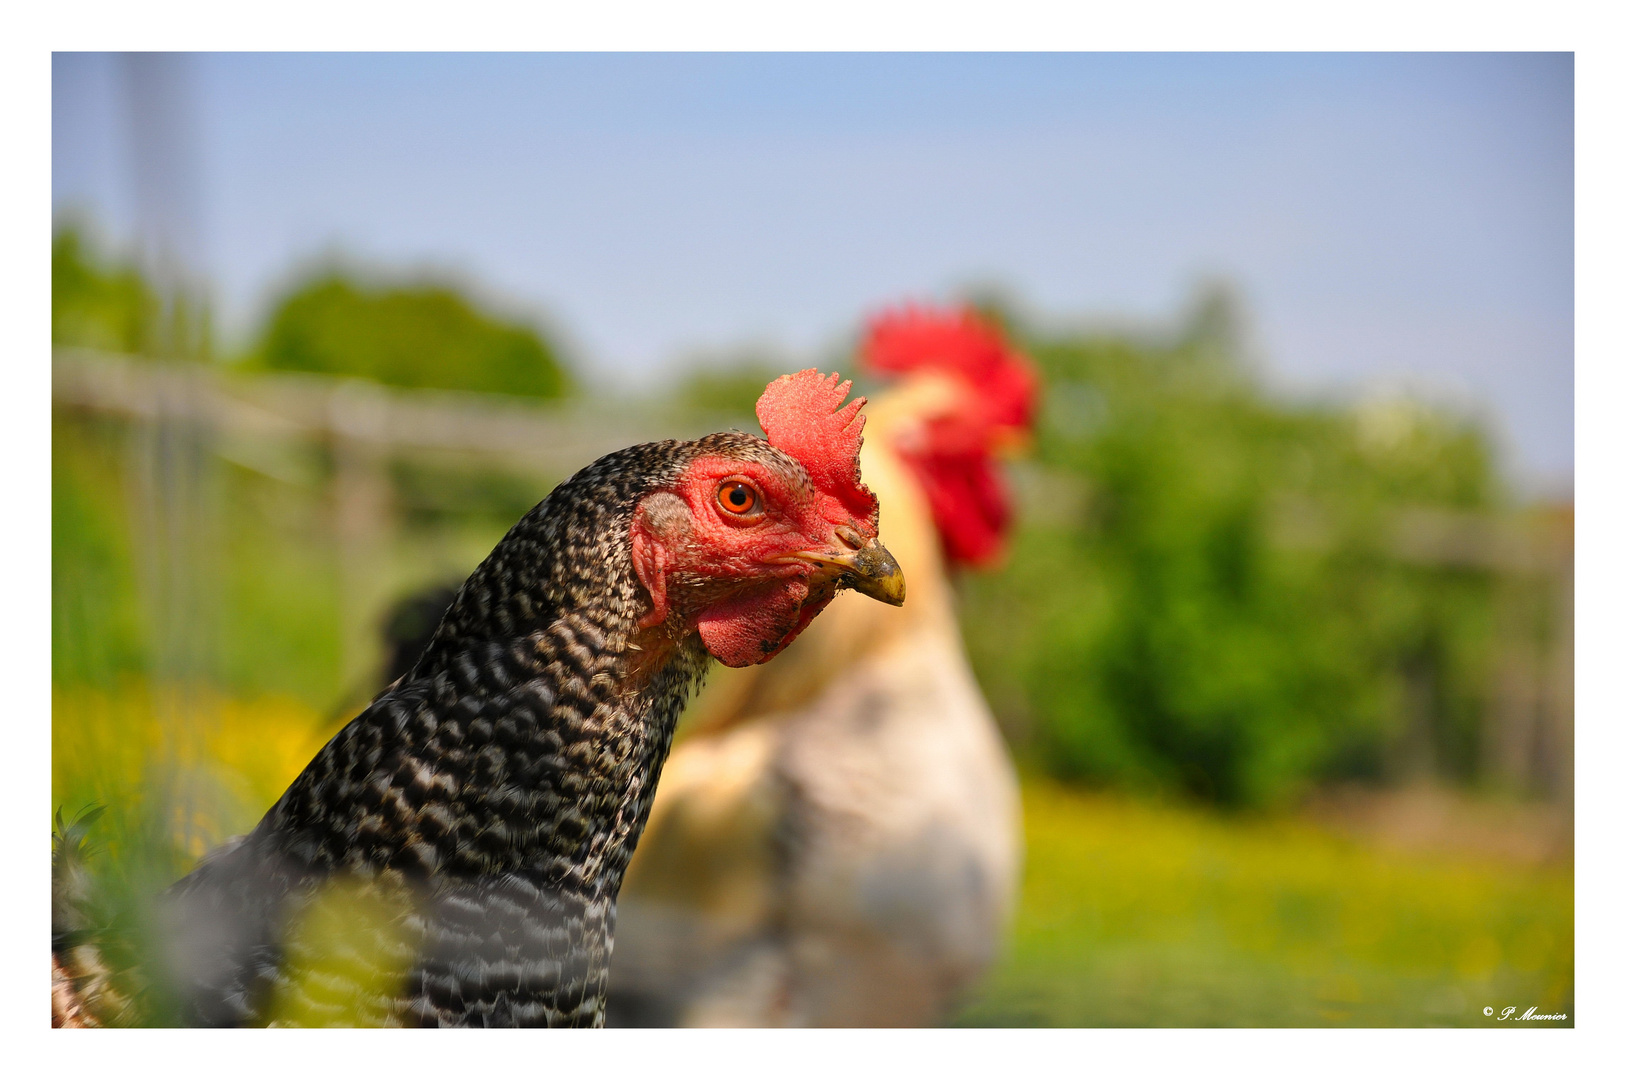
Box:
908 451 1012 568
697 578 811 667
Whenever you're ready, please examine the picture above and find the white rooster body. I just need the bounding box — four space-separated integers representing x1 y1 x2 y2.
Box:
609 311 1037 1027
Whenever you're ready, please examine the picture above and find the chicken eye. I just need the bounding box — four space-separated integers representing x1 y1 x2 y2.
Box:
716 479 762 517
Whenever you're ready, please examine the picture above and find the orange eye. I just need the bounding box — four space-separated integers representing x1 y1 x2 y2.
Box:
716 479 762 517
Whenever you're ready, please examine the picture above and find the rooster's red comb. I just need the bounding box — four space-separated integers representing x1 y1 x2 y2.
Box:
861 304 1038 433
756 370 878 528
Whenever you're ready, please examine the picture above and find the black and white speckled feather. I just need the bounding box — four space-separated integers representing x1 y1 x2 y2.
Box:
164 432 801 1027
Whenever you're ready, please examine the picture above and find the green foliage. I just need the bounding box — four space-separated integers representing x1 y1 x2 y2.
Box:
52 803 107 875
251 271 570 399
53 222 213 359
52 226 158 354
52 409 552 714
962 292 1502 807
52 412 151 687
673 356 794 418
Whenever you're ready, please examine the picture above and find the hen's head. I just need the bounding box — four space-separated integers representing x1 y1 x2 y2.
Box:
631 370 904 668
860 303 1040 568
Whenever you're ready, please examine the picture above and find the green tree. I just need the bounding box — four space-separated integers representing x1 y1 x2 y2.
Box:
53 226 158 354
251 272 570 399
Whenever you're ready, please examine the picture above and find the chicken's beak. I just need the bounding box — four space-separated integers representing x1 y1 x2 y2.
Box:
780 539 907 607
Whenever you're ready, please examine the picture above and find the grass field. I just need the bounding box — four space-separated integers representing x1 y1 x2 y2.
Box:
953 780 1573 1027
53 686 1572 1029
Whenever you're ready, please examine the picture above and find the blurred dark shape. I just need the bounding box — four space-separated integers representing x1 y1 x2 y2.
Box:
959 285 1568 808
251 270 571 399
610 304 1034 1027
52 224 160 354
378 583 460 689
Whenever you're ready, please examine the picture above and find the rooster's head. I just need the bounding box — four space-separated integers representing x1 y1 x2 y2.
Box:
860 303 1040 568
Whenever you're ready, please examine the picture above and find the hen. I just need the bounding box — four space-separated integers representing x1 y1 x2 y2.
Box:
52 370 904 1028
608 306 1037 1026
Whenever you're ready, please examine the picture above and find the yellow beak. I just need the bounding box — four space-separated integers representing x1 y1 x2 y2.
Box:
782 539 907 607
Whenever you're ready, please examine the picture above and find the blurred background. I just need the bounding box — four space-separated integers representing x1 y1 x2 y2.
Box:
52 53 1572 1026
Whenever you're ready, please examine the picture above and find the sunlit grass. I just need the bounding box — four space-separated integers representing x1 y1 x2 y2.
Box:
954 780 1573 1027
53 682 353 1024
53 682 342 861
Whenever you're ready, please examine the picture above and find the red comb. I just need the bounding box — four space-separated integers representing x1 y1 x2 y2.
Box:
756 370 878 527
860 304 1038 433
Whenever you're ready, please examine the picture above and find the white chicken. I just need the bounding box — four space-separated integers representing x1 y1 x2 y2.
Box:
608 305 1038 1026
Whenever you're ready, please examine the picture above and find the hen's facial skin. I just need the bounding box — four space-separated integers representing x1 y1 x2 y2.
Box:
631 447 903 668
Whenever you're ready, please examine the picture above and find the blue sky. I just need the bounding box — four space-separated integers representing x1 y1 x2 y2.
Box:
52 52 1573 487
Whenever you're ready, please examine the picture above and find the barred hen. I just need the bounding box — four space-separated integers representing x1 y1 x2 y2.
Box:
52 370 904 1028
608 306 1036 1026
